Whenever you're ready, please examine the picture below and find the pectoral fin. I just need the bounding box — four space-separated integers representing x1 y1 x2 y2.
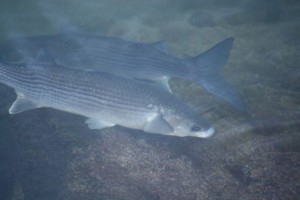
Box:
85 118 115 129
9 92 39 114
157 77 172 93
144 115 174 134
134 77 172 93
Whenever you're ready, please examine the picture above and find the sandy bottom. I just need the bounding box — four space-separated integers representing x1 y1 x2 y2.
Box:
0 0 299 199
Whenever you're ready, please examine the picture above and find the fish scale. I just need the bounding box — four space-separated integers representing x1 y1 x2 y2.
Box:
34 66 150 113
0 33 245 111
0 57 214 138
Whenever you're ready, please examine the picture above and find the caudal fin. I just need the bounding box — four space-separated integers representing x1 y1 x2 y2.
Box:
188 38 246 112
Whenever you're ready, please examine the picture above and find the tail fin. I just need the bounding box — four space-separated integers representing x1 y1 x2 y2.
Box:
188 38 246 112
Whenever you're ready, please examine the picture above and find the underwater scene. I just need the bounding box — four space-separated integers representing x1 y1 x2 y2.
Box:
0 0 299 199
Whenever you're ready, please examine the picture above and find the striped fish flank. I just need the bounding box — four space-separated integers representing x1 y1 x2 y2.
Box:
0 55 214 138
0 33 246 112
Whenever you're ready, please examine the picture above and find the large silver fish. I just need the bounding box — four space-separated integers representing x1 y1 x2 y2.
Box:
0 53 214 138
0 33 246 112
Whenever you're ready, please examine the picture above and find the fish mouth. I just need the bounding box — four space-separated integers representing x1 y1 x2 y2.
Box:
171 127 215 138
196 127 215 138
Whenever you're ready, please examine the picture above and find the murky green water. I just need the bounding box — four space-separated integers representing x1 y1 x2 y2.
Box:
0 0 299 199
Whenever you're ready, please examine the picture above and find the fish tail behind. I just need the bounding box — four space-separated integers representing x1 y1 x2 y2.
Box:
187 38 246 112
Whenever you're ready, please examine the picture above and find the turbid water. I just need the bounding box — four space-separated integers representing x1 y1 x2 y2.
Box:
0 0 299 199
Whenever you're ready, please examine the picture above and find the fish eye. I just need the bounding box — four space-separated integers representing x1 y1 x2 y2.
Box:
191 126 201 132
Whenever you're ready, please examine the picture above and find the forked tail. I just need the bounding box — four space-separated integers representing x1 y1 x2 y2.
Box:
187 38 246 112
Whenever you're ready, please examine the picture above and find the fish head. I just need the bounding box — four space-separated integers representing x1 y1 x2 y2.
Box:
163 107 215 138
172 117 214 138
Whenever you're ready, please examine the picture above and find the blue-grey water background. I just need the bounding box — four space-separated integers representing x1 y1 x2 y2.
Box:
0 0 299 199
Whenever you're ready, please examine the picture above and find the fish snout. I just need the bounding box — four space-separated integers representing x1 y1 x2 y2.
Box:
197 127 215 138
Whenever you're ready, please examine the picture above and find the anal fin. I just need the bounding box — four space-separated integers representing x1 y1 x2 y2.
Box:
9 92 39 114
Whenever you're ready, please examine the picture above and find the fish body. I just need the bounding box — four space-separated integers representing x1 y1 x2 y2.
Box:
0 33 246 112
0 56 214 138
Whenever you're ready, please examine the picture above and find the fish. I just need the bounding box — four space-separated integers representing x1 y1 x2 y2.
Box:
0 51 214 138
0 33 246 112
